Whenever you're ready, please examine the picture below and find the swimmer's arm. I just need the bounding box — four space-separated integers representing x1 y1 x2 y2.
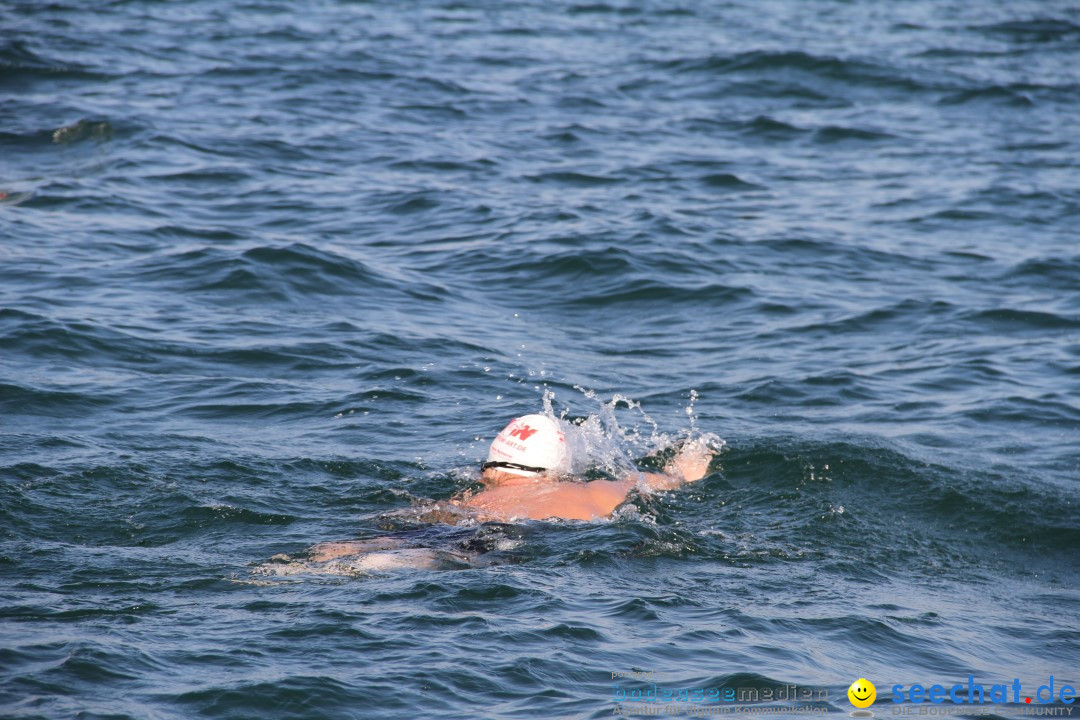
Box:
619 441 717 493
629 471 684 491
583 470 686 515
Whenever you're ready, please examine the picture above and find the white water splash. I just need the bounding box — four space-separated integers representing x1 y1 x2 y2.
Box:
532 386 724 479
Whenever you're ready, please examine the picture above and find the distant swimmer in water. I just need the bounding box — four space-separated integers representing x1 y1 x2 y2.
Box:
295 414 716 567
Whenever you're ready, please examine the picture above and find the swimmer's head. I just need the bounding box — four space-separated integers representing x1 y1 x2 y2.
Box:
483 414 571 478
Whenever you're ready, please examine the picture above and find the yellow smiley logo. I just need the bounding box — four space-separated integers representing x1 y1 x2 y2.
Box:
848 678 876 708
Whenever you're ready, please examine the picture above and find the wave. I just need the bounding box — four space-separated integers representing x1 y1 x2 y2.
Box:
999 256 1080 291
965 308 1080 331
524 171 622 187
970 18 1080 42
812 125 896 143
0 39 112 82
657 50 935 93
131 242 445 303
683 437 1080 576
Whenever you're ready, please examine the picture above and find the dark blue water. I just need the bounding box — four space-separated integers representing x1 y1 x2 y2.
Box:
2 0 1078 718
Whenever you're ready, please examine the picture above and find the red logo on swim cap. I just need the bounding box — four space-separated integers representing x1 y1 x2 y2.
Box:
508 425 538 440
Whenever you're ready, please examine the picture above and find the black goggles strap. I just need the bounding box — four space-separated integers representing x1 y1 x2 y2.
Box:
482 461 547 474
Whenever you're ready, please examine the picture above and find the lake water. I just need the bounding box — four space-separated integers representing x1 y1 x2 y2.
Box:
2 0 1078 718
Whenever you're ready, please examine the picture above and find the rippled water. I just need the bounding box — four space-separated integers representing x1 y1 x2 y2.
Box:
2 0 1078 718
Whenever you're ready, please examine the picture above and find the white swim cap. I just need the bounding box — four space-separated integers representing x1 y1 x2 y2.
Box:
483 414 571 477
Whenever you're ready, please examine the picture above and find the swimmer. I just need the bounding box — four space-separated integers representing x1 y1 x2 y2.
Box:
460 414 714 521
305 414 715 563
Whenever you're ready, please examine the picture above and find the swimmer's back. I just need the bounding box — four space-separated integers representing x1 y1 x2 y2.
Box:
457 478 632 521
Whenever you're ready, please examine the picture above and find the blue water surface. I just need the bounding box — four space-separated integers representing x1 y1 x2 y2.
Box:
1 0 1078 718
